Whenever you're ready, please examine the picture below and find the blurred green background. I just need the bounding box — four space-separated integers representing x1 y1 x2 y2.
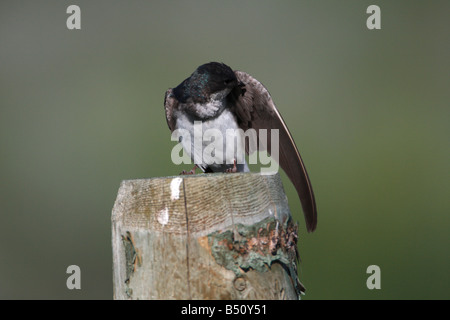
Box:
0 0 449 299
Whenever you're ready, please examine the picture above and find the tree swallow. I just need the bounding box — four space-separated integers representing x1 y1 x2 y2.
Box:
164 62 317 232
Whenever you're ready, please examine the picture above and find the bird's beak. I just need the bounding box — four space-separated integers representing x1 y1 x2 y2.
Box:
237 81 246 96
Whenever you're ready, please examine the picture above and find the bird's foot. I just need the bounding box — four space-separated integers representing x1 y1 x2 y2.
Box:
225 160 238 173
180 164 198 175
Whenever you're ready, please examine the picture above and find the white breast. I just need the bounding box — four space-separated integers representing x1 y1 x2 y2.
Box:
175 109 248 172
192 99 222 118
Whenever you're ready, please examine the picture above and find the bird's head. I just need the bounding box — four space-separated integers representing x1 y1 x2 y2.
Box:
173 62 241 104
195 62 239 96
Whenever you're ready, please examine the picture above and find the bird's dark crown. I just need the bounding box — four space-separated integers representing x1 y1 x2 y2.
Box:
173 62 238 103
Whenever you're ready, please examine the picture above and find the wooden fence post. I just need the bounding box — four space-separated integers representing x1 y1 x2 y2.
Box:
112 172 303 300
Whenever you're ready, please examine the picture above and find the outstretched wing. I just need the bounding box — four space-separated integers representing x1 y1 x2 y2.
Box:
231 71 317 232
164 88 177 132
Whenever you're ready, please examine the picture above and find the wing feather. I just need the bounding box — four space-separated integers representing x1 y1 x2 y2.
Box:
164 88 177 132
231 71 317 232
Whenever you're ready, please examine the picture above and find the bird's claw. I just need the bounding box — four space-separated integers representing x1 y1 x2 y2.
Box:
180 164 198 175
225 159 238 173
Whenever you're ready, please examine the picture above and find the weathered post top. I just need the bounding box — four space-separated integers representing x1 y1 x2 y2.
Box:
112 172 303 300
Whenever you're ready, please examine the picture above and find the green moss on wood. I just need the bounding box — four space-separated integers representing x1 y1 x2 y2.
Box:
208 216 299 276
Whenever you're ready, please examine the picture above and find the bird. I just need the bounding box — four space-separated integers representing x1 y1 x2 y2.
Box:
164 62 317 232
